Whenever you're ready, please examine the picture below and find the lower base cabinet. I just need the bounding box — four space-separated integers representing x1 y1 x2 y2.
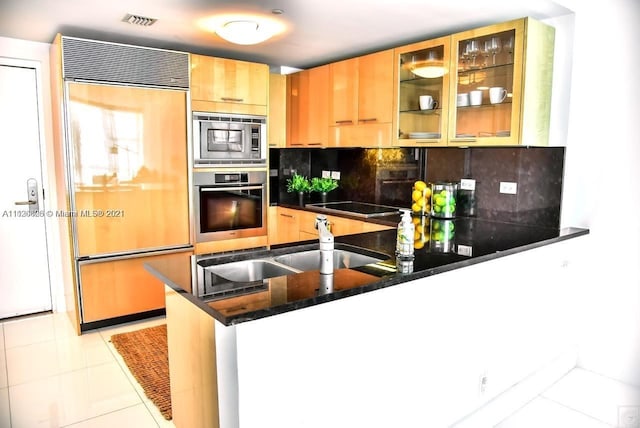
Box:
165 285 219 428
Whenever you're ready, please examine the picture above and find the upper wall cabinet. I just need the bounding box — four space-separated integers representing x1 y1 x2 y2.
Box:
447 18 555 146
190 54 269 115
287 65 330 147
329 49 395 147
394 36 451 147
269 73 287 148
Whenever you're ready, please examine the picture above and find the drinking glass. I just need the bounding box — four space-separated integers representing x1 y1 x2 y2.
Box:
488 37 502 65
504 36 514 63
481 40 491 67
459 42 470 70
466 40 480 68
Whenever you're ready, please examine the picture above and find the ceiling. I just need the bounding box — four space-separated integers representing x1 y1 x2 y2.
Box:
0 0 573 70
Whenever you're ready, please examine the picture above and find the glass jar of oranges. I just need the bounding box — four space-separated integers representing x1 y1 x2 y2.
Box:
411 180 431 216
430 182 457 218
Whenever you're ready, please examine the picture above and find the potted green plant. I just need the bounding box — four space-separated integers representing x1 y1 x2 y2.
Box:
286 173 311 206
311 177 339 203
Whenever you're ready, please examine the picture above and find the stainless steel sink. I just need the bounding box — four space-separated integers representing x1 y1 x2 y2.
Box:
205 259 299 282
274 249 386 271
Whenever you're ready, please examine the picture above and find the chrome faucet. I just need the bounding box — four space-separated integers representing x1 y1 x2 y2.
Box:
315 214 334 274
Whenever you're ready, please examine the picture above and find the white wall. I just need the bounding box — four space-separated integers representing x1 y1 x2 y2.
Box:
0 36 65 312
229 238 585 428
552 0 640 386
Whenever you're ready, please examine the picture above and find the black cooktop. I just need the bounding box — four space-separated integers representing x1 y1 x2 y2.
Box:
306 201 402 218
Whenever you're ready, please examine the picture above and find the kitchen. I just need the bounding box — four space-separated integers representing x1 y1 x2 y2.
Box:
0 0 639 427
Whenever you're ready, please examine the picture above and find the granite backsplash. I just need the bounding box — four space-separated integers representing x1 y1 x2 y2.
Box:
270 146 564 229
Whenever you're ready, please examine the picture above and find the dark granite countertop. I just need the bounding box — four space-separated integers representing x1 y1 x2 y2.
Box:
145 217 588 327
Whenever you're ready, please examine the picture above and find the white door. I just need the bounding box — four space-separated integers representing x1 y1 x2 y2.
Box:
0 61 52 318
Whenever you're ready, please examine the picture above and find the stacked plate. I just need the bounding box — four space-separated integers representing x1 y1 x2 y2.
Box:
409 132 440 139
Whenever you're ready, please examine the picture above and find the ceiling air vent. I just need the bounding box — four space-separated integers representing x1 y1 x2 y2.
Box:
122 13 157 26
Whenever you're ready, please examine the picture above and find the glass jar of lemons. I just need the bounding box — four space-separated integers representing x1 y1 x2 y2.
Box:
411 180 431 216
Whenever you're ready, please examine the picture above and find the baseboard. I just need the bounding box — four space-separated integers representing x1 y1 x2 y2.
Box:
80 308 166 332
451 346 578 428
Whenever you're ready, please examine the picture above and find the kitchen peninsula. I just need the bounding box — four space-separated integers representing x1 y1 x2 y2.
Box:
145 217 588 428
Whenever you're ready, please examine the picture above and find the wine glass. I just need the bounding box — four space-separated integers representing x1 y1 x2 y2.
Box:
488 37 502 65
459 42 470 70
466 40 480 68
503 36 514 63
481 40 491 67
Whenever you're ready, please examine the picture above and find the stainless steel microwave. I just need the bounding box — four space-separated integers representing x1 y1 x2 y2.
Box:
193 112 267 167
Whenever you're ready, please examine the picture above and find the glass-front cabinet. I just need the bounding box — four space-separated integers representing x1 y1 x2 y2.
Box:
394 36 451 146
394 18 554 147
448 18 555 146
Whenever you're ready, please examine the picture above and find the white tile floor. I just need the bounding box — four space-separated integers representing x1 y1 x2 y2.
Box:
1 312 639 428
0 312 174 428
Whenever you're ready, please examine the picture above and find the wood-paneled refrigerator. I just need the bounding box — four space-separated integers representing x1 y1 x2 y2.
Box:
51 36 192 332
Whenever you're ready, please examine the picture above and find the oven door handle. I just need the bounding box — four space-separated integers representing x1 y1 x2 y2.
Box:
200 185 264 192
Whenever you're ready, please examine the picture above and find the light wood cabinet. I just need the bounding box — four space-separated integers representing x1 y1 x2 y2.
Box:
447 18 554 146
287 65 330 147
269 206 301 245
79 251 192 323
191 54 269 115
329 50 395 147
268 73 287 148
269 207 302 245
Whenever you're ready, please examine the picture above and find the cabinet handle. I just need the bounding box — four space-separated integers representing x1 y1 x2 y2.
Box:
279 213 295 218
359 118 377 122
221 97 244 102
308 142 322 146
289 143 304 146
450 138 477 143
335 120 353 124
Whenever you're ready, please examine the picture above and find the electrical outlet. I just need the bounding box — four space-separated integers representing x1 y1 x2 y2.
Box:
460 179 476 191
331 171 341 180
499 181 517 194
322 170 331 178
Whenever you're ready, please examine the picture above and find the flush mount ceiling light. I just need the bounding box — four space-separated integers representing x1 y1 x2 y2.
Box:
217 20 270 45
199 13 286 45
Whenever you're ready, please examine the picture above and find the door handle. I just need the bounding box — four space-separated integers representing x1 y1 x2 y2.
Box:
15 178 39 212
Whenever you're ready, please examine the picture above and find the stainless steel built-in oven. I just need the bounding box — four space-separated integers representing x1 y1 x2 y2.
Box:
193 112 267 167
194 170 267 242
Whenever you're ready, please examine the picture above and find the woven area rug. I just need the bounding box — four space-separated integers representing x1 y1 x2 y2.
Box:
110 324 172 420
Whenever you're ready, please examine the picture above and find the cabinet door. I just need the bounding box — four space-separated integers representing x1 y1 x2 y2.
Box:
272 207 301 244
327 215 363 236
358 49 394 124
191 54 268 108
329 58 358 126
269 73 287 148
394 36 451 147
306 65 330 146
448 18 554 146
287 66 329 147
79 252 191 323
